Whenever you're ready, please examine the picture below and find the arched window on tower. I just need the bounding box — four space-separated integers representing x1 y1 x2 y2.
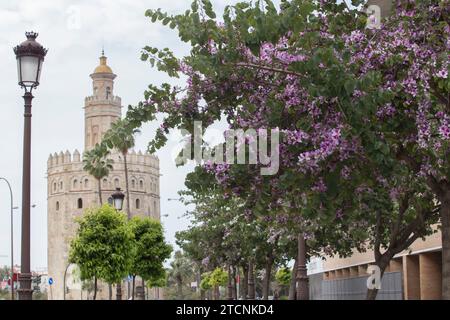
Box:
139 179 144 190
59 181 63 191
77 198 83 209
53 182 57 192
136 199 140 210
114 178 120 188
103 178 108 188
84 179 89 189
56 201 60 211
73 179 78 189
131 179 136 189
106 87 111 99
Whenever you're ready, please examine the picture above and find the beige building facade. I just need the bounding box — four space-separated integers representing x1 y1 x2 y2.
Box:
47 54 161 300
321 230 443 299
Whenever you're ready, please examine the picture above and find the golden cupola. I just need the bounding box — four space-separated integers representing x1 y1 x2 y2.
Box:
93 50 113 74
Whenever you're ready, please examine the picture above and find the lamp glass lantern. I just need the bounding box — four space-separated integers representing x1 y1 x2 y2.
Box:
14 32 48 91
111 188 125 211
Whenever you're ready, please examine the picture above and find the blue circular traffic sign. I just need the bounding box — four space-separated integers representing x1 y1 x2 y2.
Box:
48 277 54 285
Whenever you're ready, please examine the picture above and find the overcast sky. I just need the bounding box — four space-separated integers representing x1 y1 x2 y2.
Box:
0 0 248 271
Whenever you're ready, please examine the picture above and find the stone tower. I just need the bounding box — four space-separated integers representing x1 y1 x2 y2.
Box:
84 51 122 150
47 53 161 300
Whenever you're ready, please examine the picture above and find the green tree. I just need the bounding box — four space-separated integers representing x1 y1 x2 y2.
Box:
200 272 213 291
83 143 113 205
167 251 194 299
208 267 228 300
129 216 172 299
275 267 292 299
69 204 134 300
275 267 291 287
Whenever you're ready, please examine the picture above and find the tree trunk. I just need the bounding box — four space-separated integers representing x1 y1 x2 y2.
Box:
123 152 131 219
214 285 220 300
93 277 97 301
232 266 238 300
116 283 122 300
132 275 136 300
288 259 298 300
197 269 205 300
248 260 255 300
296 234 309 300
177 277 183 299
242 265 249 300
273 288 279 300
97 178 103 205
227 265 233 300
108 284 112 300
441 192 450 300
263 254 274 300
366 256 390 300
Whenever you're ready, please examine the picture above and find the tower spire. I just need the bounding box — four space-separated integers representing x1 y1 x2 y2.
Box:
102 45 104 57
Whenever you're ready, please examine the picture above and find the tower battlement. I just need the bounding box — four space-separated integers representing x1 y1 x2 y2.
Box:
85 95 121 105
47 149 81 168
47 149 160 171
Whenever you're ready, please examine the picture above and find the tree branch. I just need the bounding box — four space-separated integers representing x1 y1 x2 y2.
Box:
390 191 411 245
233 62 303 78
374 210 382 262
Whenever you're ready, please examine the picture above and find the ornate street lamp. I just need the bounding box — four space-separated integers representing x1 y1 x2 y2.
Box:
111 188 125 211
13 31 48 300
14 32 47 92
111 187 125 300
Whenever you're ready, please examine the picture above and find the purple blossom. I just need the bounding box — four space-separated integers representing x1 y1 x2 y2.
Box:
312 178 327 193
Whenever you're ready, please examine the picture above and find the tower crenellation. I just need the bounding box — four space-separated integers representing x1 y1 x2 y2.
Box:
73 149 81 162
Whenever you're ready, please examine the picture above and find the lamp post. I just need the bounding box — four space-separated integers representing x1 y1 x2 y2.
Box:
296 234 309 300
13 31 48 300
111 188 125 300
0 177 14 300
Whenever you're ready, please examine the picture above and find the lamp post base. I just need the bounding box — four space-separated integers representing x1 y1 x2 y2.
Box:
17 273 33 300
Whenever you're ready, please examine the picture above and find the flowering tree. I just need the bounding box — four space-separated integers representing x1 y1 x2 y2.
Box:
177 161 363 299
124 0 449 299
